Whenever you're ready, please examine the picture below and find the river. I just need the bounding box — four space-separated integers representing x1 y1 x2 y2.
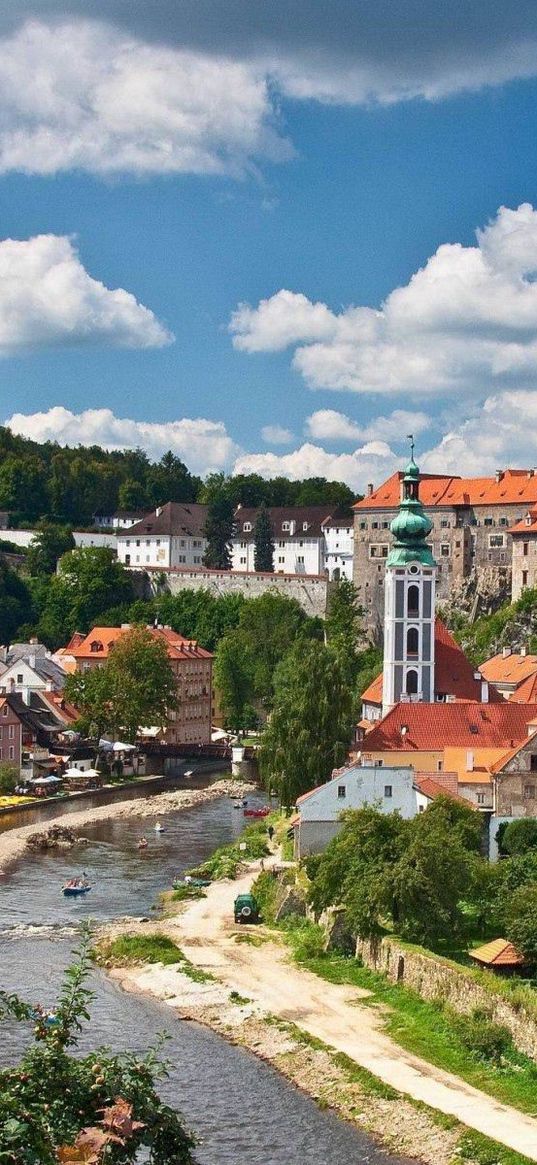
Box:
0 793 411 1164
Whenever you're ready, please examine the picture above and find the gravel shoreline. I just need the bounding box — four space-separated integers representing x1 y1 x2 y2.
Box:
0 780 257 876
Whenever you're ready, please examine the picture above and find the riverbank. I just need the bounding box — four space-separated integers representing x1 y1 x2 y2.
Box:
0 780 257 875
98 860 537 1165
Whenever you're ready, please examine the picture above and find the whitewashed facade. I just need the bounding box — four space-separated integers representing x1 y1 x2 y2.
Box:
116 503 207 570
294 765 426 856
231 506 353 577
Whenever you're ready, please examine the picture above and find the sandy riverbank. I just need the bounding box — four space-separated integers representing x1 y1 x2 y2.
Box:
0 779 257 875
100 861 537 1165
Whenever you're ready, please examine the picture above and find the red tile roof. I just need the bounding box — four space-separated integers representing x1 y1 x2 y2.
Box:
361 702 537 753
354 469 537 510
361 619 503 707
510 509 537 534
480 652 537 686
70 626 212 661
510 672 537 702
470 938 526 967
414 774 470 805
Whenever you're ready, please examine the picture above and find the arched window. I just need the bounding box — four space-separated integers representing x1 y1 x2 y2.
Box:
407 584 419 616
406 669 418 695
407 627 419 657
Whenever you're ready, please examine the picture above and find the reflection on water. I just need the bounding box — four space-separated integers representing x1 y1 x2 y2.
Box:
0 796 412 1165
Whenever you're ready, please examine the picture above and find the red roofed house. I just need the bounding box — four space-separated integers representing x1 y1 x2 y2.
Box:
354 467 537 633
479 646 537 701
70 625 212 745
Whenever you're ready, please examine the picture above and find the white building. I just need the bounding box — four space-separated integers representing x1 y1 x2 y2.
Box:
321 513 354 580
293 764 431 857
116 502 208 570
93 509 146 530
0 655 67 703
231 506 354 577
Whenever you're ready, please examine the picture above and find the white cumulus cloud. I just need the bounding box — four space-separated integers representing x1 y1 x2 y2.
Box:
230 204 537 398
305 408 430 442
0 19 290 177
233 440 398 493
0 234 171 353
6 407 238 475
261 424 294 444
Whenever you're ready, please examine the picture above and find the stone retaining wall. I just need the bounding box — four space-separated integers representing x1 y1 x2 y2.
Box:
135 566 330 618
356 935 537 1061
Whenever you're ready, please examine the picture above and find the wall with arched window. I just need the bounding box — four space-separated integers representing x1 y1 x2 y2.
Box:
406 627 419 657
407 584 419 616
405 669 418 695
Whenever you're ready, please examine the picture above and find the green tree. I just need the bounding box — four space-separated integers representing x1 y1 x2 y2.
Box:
36 547 135 648
203 495 235 569
118 477 150 511
260 640 353 804
231 591 323 709
66 627 177 743
504 883 537 962
147 451 200 506
64 666 115 741
157 589 244 651
0 454 48 520
0 763 19 794
308 806 406 938
503 818 537 856
253 505 274 573
0 931 194 1164
0 560 34 644
325 578 364 685
214 635 252 734
27 521 75 576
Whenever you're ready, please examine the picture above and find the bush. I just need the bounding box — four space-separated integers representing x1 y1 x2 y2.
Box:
453 1008 513 1065
283 918 327 962
0 763 19 794
503 819 537 856
187 822 269 880
251 869 280 923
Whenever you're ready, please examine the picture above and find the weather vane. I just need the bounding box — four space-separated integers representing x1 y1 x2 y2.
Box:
407 433 415 460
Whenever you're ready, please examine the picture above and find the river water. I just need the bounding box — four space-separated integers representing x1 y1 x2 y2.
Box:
0 793 411 1164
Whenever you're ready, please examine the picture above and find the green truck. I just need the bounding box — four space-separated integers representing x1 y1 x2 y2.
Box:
234 893 260 924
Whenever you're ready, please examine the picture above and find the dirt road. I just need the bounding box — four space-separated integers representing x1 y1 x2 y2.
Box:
165 864 537 1162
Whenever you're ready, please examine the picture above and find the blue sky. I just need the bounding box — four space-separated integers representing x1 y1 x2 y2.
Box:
2 3 537 490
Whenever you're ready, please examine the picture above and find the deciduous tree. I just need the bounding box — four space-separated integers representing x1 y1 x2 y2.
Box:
27 521 75 577
253 505 274 573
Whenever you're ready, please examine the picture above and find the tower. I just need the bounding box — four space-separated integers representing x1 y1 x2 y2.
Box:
382 441 437 716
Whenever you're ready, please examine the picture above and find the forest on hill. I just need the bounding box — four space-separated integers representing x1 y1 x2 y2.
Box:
0 426 356 527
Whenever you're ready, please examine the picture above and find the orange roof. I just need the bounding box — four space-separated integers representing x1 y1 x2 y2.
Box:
470 938 526 966
414 774 470 805
480 652 537 686
510 672 537 702
355 469 537 511
510 509 537 534
70 625 212 661
443 747 502 784
361 619 503 707
489 728 537 773
361 702 537 753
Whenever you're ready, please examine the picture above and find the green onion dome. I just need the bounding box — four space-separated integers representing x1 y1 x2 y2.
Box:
386 456 436 568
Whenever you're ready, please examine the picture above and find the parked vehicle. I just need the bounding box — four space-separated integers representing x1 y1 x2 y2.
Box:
234 893 260 924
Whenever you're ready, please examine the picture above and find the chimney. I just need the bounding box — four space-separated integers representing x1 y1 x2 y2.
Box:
495 469 503 483
289 520 296 535
29 654 36 670
528 470 535 479
502 646 511 658
367 483 374 497
466 750 474 772
29 637 38 645
521 645 528 657
481 679 489 704
155 506 162 517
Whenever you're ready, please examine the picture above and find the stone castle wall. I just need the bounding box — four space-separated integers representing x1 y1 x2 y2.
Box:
133 565 330 618
356 934 537 1061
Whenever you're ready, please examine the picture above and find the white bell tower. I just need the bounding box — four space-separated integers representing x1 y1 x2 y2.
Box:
382 440 437 717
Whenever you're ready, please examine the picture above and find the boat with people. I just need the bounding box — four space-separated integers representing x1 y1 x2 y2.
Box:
154 822 166 833
243 806 270 818
137 837 148 849
62 877 91 897
232 798 248 808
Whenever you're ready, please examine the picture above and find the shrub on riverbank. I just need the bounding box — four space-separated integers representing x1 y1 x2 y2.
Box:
94 934 214 983
186 820 270 880
0 929 194 1164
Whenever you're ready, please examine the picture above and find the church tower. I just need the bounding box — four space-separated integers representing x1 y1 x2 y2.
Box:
382 441 437 716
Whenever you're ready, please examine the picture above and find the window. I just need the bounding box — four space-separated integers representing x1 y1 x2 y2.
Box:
382 521 389 529
523 542 529 556
17 674 23 683
278 556 285 563
282 521 290 531
499 516 508 526
243 522 252 532
337 785 346 798
8 746 14 760
156 539 160 546
146 539 150 546
477 793 485 805
146 555 150 562
524 784 536 797
180 539 185 546
384 785 393 798
440 544 450 557
405 669 418 695
240 541 247 548
279 540 285 547
484 517 494 526
126 539 130 547
440 519 449 528
136 539 140 546
299 540 304 547
372 521 379 529
522 570 529 588
297 556 304 564
437 760 443 772
407 585 419 616
489 534 505 548
303 522 308 531
240 556 246 564
530 755 537 771
407 627 419 656
359 521 367 530
2 705 7 717
8 724 15 739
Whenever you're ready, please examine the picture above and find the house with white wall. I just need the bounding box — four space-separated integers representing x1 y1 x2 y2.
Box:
93 509 146 530
321 512 354 580
293 764 434 857
231 506 354 576
116 502 208 569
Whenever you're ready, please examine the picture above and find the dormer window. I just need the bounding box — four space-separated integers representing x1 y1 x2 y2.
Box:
243 522 252 533
282 521 290 531
302 522 308 531
90 640 103 653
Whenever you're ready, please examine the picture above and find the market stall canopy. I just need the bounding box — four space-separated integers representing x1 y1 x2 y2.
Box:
113 741 136 752
64 767 100 779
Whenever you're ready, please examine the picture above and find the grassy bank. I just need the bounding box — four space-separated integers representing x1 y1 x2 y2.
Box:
185 814 279 880
277 918 537 1118
94 933 214 983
